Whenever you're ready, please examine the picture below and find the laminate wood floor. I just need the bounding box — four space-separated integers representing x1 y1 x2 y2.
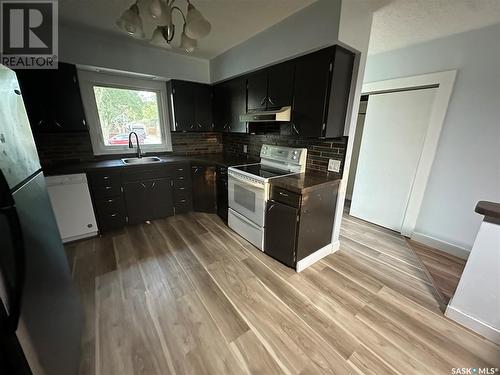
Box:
66 212 500 375
408 240 466 304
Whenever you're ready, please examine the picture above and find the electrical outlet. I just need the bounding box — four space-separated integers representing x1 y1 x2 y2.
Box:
328 159 341 173
243 144 248 153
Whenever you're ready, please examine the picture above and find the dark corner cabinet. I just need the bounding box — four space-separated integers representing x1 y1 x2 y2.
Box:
167 80 214 132
87 162 192 232
216 165 228 222
292 46 354 138
170 44 354 139
15 62 88 133
212 77 247 133
191 164 217 213
264 182 339 268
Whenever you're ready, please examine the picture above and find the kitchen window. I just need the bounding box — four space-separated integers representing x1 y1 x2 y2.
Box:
78 70 172 155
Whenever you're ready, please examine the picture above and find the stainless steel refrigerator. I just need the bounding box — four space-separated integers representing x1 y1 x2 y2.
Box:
0 65 82 374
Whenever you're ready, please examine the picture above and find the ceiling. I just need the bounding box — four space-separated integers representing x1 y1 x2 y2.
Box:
59 0 316 59
369 0 500 55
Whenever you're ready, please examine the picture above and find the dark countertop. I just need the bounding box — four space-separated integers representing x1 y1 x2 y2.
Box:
270 170 342 194
475 201 500 220
43 153 258 175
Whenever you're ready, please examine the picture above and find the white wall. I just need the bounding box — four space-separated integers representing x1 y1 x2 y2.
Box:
209 0 342 83
364 23 500 252
59 25 210 83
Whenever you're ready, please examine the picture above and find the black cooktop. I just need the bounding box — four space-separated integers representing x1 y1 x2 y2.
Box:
232 163 295 179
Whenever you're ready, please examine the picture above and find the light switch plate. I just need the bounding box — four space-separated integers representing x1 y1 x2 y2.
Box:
243 144 248 153
328 159 341 172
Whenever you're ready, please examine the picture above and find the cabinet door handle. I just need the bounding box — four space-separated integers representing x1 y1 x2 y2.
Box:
268 203 275 212
267 97 275 105
223 122 229 130
106 199 113 203
260 97 267 106
180 199 186 203
190 124 194 130
279 191 289 197
53 120 63 128
140 183 146 188
292 123 300 135
197 123 202 128
151 181 156 189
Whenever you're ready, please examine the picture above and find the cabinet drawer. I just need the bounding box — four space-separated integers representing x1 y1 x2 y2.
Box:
88 171 121 187
173 164 190 177
173 177 192 189
122 168 170 182
175 198 192 214
92 184 121 198
173 185 191 198
95 196 125 215
270 186 301 208
98 211 126 232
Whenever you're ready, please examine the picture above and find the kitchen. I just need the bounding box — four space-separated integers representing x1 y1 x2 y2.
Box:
2 0 500 374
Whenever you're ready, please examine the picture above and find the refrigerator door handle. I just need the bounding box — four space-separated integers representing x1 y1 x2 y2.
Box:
0 171 25 334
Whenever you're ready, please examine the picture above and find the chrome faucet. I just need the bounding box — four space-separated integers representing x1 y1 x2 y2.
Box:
128 132 142 158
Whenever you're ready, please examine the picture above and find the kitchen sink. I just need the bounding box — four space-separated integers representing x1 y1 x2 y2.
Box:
121 156 162 165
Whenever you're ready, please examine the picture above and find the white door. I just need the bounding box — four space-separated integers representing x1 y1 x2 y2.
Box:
350 88 437 232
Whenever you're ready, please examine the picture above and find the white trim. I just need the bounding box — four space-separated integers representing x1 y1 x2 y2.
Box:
362 70 457 237
296 242 336 272
77 70 172 155
411 231 470 260
62 231 99 244
445 303 500 345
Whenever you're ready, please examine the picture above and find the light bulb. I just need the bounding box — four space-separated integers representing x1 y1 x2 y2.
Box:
180 28 197 53
116 3 144 38
150 0 162 18
185 3 211 39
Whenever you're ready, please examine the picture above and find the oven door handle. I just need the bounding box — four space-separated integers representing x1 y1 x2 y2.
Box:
228 173 264 189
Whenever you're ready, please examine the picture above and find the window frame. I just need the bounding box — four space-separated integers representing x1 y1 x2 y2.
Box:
78 69 172 155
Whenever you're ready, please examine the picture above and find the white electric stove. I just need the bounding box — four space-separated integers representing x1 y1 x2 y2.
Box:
228 144 307 249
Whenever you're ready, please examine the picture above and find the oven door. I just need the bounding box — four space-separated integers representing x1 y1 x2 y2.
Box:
228 174 265 227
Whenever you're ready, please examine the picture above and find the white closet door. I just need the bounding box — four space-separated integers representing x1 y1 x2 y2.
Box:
350 88 437 232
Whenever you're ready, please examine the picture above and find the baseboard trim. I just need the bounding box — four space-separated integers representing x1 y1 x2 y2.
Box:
445 304 500 345
411 232 470 260
296 242 336 272
62 231 99 244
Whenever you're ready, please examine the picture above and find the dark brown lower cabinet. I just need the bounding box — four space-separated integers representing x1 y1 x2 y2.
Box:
264 181 339 268
191 164 217 213
264 200 299 267
123 178 174 224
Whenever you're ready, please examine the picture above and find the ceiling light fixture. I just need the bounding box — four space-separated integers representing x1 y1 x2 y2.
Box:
116 0 211 53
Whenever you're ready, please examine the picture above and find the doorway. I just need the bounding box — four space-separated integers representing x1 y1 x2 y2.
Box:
346 71 456 236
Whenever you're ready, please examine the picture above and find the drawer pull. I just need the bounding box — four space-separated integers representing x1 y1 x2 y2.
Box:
179 199 186 203
279 191 289 197
106 199 114 203
178 168 184 171
110 213 118 217
103 176 109 180
179 187 185 190
105 186 111 190
178 176 184 180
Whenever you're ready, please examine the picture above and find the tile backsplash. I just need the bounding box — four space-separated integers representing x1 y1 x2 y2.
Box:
223 133 347 174
35 131 223 168
34 130 346 175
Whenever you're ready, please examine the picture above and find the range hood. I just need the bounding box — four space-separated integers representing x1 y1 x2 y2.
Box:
239 106 291 123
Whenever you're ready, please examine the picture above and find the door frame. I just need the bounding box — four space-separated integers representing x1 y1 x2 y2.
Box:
360 70 456 236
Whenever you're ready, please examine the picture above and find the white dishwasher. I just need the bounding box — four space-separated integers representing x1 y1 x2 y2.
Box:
46 173 98 243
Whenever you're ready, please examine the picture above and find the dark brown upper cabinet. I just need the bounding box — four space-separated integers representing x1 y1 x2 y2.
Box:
292 46 354 138
15 62 88 133
267 61 295 109
246 61 295 111
246 71 268 111
167 80 213 132
212 77 247 133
